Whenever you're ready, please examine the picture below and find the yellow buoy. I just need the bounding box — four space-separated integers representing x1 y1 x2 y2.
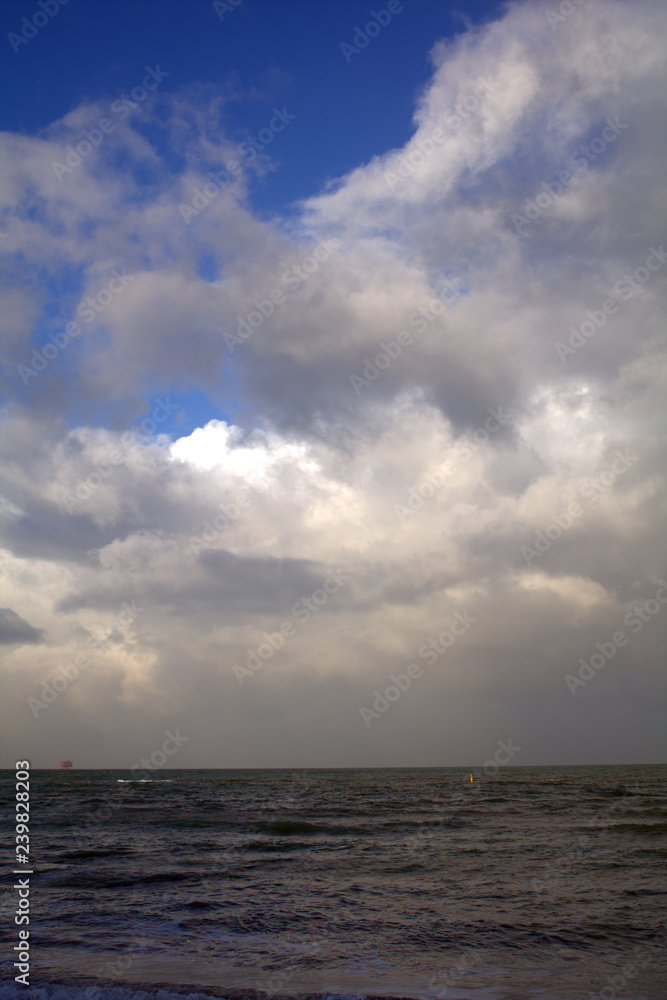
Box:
470 772 473 783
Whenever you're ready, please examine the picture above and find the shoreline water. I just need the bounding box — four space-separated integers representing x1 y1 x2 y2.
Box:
1 766 665 1000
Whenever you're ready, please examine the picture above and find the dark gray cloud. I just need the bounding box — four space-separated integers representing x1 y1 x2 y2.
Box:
0 608 45 646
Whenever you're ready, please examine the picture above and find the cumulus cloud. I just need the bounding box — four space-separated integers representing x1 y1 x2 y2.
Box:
0 0 665 767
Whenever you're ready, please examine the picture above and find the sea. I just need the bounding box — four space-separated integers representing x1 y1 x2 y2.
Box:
0 765 666 1000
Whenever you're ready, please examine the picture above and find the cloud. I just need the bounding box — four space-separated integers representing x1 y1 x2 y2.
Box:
0 0 665 766
0 608 45 646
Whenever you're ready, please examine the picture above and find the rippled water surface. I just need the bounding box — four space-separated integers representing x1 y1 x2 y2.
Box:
1 765 666 999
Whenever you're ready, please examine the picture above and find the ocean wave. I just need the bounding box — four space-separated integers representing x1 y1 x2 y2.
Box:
255 820 322 834
38 868 191 889
241 839 312 852
57 848 135 860
610 821 667 835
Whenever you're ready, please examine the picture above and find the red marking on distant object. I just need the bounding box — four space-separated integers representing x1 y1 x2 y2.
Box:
60 760 73 769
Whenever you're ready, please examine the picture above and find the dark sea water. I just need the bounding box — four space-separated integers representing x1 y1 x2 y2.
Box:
1 766 666 1000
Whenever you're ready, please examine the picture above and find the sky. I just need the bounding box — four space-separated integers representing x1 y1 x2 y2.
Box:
0 0 665 769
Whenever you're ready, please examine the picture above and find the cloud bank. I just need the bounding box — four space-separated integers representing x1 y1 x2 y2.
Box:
1 0 665 767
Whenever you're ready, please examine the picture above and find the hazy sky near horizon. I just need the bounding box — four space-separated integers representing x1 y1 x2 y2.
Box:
0 0 665 769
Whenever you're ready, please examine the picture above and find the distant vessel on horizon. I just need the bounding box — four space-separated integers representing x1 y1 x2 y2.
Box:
60 760 73 769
